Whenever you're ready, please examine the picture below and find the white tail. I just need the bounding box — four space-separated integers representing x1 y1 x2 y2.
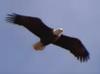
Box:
33 41 45 51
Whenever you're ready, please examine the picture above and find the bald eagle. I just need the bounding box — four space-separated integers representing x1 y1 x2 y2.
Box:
6 13 89 62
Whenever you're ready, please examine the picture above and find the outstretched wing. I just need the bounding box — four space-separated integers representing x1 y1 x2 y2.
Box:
52 35 90 62
6 13 53 39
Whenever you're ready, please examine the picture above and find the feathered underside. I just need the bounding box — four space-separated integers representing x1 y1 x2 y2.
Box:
6 13 90 62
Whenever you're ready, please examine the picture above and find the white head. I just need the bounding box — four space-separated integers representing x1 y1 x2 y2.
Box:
53 28 63 36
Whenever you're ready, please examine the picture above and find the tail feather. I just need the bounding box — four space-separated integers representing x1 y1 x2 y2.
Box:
33 41 45 51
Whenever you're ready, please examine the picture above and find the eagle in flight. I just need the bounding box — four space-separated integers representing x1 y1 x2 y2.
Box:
6 13 89 62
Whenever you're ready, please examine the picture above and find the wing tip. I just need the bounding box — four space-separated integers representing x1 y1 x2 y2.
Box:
6 13 19 23
6 13 15 23
77 52 90 62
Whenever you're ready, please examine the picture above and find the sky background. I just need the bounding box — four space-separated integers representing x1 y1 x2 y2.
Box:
0 0 100 74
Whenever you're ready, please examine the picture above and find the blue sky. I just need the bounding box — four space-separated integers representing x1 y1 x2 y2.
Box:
0 0 100 73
